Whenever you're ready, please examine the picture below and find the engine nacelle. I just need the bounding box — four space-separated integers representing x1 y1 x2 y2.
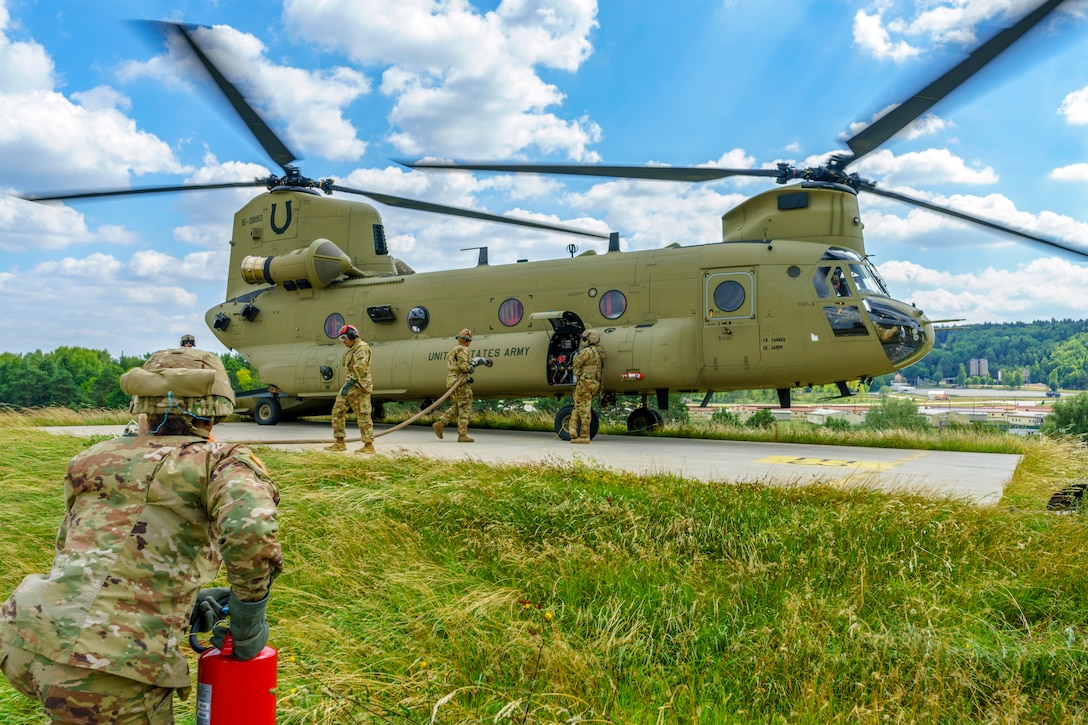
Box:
241 238 362 290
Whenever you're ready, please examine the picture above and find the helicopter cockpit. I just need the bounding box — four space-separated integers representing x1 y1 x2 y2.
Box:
813 248 889 299
814 248 926 366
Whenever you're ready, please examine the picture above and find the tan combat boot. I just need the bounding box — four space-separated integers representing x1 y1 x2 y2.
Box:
571 437 590 444
324 438 347 452
356 442 376 455
432 421 445 439
457 434 475 443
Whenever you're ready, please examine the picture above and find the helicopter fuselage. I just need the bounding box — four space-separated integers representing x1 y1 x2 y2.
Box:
205 185 933 414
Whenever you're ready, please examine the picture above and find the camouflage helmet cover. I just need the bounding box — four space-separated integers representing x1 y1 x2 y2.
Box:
582 329 601 345
457 328 473 342
121 348 235 418
180 334 196 347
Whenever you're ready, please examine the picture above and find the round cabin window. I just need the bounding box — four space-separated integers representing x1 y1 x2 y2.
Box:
713 280 745 313
498 298 524 327
407 306 430 333
599 290 627 320
324 313 346 338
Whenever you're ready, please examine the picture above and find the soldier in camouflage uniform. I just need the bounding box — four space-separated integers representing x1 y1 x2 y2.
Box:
433 329 477 443
569 329 605 444
325 324 375 454
0 347 282 725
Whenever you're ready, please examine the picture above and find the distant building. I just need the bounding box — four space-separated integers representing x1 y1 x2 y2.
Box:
969 358 989 378
1007 411 1048 436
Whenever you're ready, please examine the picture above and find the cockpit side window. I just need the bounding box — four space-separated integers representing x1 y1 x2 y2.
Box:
830 267 851 298
813 266 832 298
848 264 877 294
814 265 852 298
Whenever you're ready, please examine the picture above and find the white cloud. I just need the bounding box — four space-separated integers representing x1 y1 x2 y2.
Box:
0 3 54 92
563 176 747 250
878 256 1088 323
1051 163 1088 182
0 90 185 192
0 195 91 252
853 1 1075 62
853 10 919 62
0 247 224 355
852 148 998 186
328 163 610 269
861 187 1088 248
1059 86 1088 125
844 107 950 142
0 5 186 194
118 25 371 163
283 0 602 161
167 153 274 248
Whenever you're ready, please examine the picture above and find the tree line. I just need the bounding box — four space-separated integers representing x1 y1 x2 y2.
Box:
0 348 261 410
899 318 1088 390
5 317 1088 411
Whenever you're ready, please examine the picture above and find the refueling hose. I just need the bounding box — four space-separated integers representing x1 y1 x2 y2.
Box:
228 374 471 445
373 373 468 438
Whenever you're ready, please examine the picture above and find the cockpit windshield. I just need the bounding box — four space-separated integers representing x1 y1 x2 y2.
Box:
820 248 888 296
813 248 919 364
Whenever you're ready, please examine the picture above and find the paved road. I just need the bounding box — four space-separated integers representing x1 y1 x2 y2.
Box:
47 421 1017 504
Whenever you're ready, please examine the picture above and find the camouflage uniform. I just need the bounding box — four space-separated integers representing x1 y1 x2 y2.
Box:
569 343 604 441
330 339 373 443
438 345 473 436
0 428 281 724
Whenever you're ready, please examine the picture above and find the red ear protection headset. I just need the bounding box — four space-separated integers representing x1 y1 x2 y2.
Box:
338 324 359 340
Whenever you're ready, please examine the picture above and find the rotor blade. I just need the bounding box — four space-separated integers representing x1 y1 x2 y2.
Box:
328 184 610 239
21 181 266 202
141 21 297 173
844 0 1069 165
400 160 782 183
863 185 1088 258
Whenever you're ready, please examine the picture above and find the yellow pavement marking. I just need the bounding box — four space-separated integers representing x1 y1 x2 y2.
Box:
757 450 929 471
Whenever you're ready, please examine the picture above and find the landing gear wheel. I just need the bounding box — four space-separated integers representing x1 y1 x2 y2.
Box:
253 397 282 426
627 407 662 433
373 402 386 422
555 405 600 441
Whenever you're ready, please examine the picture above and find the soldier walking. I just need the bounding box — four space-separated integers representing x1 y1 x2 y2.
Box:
326 324 375 454
433 329 478 443
0 347 282 724
569 329 605 444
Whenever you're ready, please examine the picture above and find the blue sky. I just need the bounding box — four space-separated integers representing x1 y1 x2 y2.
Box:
1 0 1087 358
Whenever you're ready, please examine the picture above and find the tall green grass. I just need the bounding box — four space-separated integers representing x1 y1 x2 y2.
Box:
6 405 1033 455
1 413 1086 723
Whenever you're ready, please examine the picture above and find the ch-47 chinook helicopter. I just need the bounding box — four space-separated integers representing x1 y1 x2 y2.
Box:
21 2 1088 437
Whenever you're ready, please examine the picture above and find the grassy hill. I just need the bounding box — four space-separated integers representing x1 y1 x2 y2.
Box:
1 412 1087 723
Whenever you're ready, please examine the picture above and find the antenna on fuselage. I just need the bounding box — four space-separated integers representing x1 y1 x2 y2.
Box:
461 246 489 266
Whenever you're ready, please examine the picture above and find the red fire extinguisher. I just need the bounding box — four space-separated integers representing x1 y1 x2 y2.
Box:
191 631 278 725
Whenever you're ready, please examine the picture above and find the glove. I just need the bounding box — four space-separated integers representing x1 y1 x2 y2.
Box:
467 377 474 384
470 357 495 368
189 587 231 633
340 379 356 396
468 365 476 374
211 592 270 661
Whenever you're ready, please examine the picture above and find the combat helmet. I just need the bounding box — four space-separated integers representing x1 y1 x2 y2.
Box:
582 329 601 345
121 348 235 419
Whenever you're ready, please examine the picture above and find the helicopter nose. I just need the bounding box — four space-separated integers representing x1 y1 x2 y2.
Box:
863 298 932 368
